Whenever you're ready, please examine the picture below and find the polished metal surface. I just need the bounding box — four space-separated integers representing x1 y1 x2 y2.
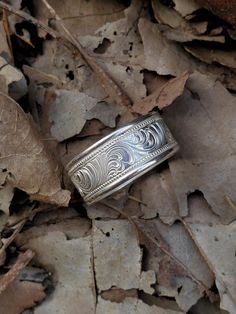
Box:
66 112 179 205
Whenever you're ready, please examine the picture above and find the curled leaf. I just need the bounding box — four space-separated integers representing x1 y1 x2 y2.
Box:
0 92 70 206
133 72 189 114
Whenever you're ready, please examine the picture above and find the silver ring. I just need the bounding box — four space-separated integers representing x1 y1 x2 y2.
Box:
66 112 178 205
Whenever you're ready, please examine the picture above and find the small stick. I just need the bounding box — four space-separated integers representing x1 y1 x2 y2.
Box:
2 8 13 56
0 221 26 263
0 249 34 293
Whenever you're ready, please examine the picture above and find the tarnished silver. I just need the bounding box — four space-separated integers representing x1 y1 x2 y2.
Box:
66 112 178 205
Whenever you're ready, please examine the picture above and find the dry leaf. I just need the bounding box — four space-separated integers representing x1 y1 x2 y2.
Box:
23 64 64 87
31 39 93 93
0 280 46 314
0 92 70 206
173 0 200 16
34 0 126 38
79 1 146 103
0 75 7 94
99 62 145 104
138 17 236 91
16 216 91 246
143 70 169 95
185 194 236 313
158 24 225 43
85 195 127 219
25 231 96 314
0 183 14 215
93 220 155 292
85 100 122 128
86 202 120 219
101 288 138 303
151 0 183 28
185 45 236 69
138 17 202 76
133 218 214 311
129 168 179 224
163 72 236 222
79 0 145 66
39 0 132 109
96 297 184 314
49 89 97 141
151 0 222 43
132 72 189 114
0 56 27 100
190 298 228 314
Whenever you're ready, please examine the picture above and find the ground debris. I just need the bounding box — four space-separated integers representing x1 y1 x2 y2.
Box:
0 0 235 313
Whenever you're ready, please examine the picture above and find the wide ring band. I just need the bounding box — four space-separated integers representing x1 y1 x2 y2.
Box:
66 112 178 205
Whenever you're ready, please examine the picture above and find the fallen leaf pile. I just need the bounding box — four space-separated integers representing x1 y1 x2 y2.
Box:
0 0 235 313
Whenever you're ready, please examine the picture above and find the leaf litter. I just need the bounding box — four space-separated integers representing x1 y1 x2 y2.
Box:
0 0 235 313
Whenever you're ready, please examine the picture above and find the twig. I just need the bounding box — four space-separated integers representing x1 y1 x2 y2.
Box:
2 8 13 56
15 33 35 47
6 204 51 228
128 194 146 206
0 221 26 264
225 195 236 213
0 249 34 293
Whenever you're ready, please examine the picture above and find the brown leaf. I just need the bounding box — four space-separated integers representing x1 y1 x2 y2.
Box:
93 220 142 291
0 280 46 314
34 0 126 38
96 297 184 314
41 0 132 109
0 75 7 95
25 231 96 314
128 168 179 224
16 214 91 247
101 288 138 303
172 0 201 17
158 24 225 43
163 72 236 222
132 218 215 311
185 194 236 313
185 45 236 69
0 92 70 206
78 1 146 104
0 56 27 100
0 182 14 216
132 72 189 115
151 0 223 43
138 17 236 91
